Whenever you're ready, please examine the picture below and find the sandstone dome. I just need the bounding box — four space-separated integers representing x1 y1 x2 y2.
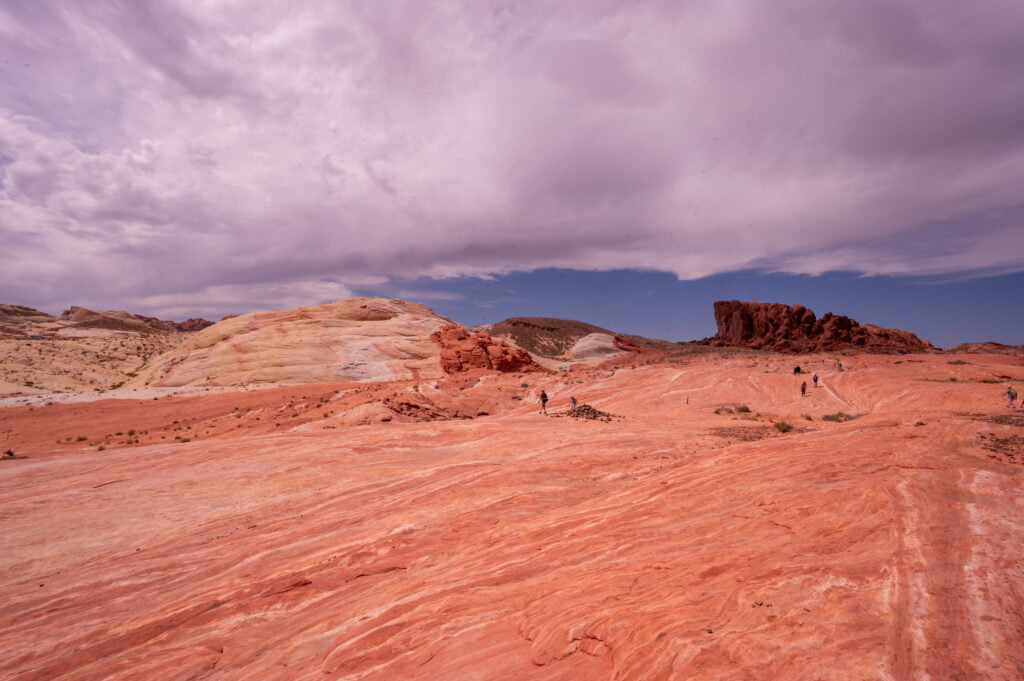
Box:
127 298 454 387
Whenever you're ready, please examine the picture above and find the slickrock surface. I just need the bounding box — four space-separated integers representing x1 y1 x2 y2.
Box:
704 300 934 353
0 335 186 396
2 352 1023 680
433 324 543 374
127 298 456 387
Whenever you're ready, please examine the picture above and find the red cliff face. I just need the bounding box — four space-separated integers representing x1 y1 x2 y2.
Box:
704 300 934 353
433 324 544 374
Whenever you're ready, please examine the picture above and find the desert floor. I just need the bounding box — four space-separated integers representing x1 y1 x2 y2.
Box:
1 351 1023 680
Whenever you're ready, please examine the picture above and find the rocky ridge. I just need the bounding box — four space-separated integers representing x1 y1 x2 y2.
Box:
0 304 212 339
702 300 934 353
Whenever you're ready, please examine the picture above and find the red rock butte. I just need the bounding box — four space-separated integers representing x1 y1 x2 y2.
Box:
0 298 1022 680
704 300 933 353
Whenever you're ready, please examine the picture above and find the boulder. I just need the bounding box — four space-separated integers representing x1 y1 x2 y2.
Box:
433 324 543 374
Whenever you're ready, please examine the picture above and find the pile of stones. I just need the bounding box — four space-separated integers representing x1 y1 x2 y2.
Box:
566 404 617 422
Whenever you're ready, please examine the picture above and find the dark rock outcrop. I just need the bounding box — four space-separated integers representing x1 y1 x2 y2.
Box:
702 300 933 353
945 342 1023 355
476 318 615 358
433 324 544 374
170 318 215 332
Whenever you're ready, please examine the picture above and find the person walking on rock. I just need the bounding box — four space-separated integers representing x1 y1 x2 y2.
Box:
812 373 819 388
569 395 577 411
539 390 548 414
801 381 807 397
1008 386 1018 409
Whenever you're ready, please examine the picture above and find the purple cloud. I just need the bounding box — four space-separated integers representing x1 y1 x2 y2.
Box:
2 1 1023 316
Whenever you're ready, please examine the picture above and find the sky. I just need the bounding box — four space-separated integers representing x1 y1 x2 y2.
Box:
1 1 1023 347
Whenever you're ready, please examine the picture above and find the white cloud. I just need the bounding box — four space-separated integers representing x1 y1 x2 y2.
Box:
2 0 1024 316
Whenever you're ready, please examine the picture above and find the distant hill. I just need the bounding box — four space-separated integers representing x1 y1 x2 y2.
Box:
0 303 212 339
475 317 621 358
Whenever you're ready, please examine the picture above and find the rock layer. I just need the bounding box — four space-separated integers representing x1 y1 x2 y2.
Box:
703 300 933 353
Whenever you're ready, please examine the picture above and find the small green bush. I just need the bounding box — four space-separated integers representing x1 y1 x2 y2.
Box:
774 421 793 433
76 435 88 442
947 360 969 366
735 405 751 413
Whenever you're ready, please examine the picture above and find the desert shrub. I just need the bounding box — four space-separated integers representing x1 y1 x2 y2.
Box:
977 378 1000 384
773 421 793 433
822 412 858 422
3 449 13 457
180 438 191 443
735 405 751 413
947 377 958 382
947 360 969 365
76 435 87 441
802 414 813 421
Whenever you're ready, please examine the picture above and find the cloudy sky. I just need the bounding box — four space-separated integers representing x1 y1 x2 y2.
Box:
2 1 1023 344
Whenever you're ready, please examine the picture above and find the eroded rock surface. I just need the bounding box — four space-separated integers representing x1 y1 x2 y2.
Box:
434 324 543 374
703 300 934 353
1 352 1023 680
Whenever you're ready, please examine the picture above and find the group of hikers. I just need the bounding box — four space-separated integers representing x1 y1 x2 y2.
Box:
538 390 575 415
796 364 827 397
537 363 1022 414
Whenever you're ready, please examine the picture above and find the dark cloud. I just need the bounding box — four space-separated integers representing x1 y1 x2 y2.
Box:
1 0 1023 316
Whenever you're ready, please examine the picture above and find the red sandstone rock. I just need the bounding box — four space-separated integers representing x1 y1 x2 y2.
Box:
433 323 543 374
703 300 934 353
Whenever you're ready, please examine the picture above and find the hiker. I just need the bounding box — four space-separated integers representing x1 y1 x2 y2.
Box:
569 395 577 411
812 373 819 388
801 381 807 397
539 390 548 414
1008 386 1018 409
837 359 843 371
